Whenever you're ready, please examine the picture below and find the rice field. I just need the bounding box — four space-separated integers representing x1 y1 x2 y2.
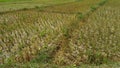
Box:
0 0 75 12
0 0 120 68
61 0 120 65
0 11 77 63
41 0 101 14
